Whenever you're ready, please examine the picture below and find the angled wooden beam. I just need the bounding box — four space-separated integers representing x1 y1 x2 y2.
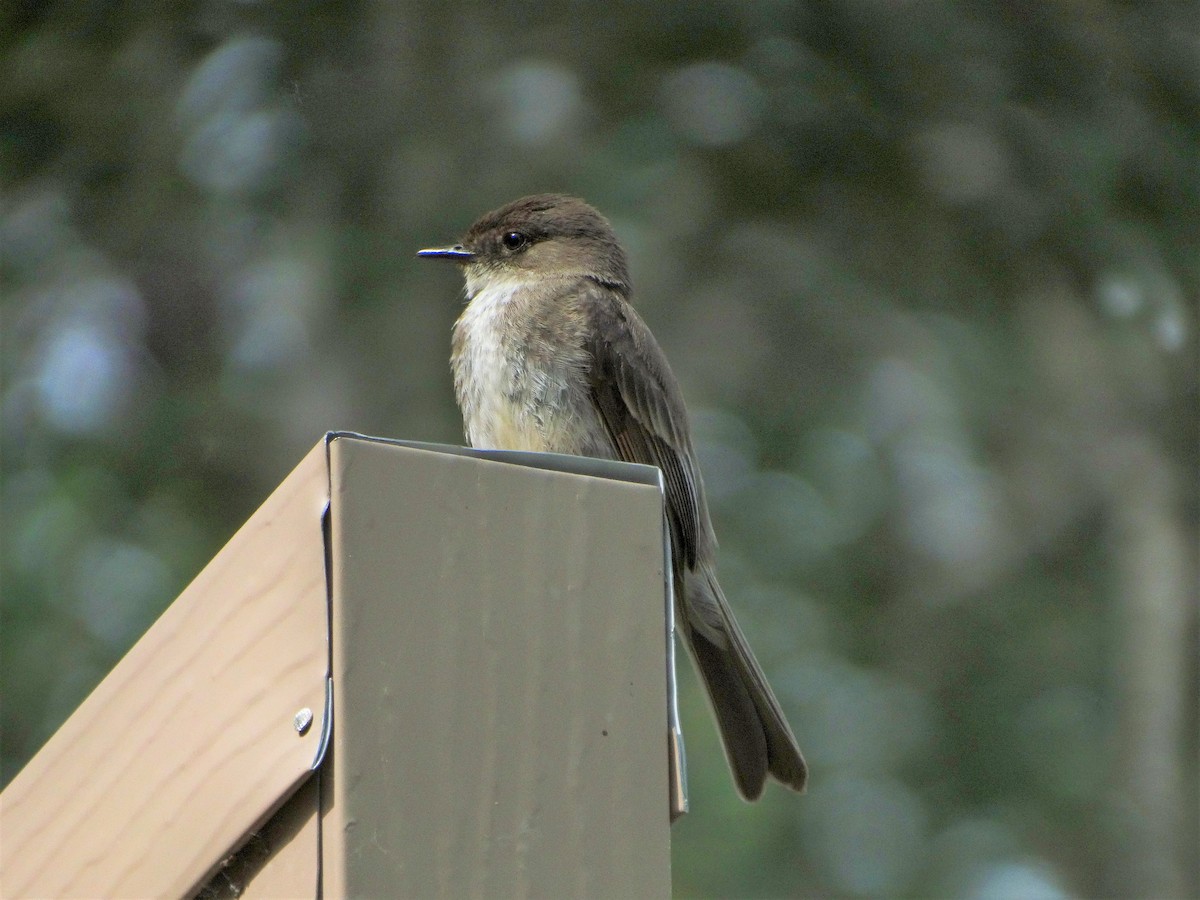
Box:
0 442 331 898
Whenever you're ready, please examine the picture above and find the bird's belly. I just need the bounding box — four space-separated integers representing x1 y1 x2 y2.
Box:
469 398 555 452
466 389 610 456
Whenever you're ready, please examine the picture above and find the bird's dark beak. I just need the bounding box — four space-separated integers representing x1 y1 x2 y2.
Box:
417 244 474 261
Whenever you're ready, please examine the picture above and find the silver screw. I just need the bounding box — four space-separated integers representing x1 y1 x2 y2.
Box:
294 707 314 736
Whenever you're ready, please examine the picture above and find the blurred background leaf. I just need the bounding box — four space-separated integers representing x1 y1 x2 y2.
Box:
2 1 1196 896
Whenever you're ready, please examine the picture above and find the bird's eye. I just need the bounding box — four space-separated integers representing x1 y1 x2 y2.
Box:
502 231 528 251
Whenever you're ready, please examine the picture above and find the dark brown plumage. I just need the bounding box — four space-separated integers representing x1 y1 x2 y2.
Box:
420 194 807 799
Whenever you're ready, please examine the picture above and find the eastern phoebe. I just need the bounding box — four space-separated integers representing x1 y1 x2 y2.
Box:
419 194 807 800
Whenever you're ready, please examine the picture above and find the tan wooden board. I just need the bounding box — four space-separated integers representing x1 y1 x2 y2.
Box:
0 441 331 898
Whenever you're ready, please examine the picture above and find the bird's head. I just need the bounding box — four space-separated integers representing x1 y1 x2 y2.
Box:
418 194 630 297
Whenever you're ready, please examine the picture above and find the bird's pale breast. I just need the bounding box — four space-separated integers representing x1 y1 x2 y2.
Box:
451 279 606 455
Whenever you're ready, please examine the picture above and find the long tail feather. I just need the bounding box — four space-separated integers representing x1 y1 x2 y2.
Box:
683 567 808 799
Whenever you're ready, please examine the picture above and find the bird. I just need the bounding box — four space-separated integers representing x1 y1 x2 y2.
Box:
418 194 807 800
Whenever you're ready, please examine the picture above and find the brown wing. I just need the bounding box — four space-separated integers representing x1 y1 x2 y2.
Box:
580 281 809 797
579 279 711 573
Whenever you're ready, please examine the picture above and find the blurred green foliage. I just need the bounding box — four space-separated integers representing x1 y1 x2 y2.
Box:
2 1 1196 897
